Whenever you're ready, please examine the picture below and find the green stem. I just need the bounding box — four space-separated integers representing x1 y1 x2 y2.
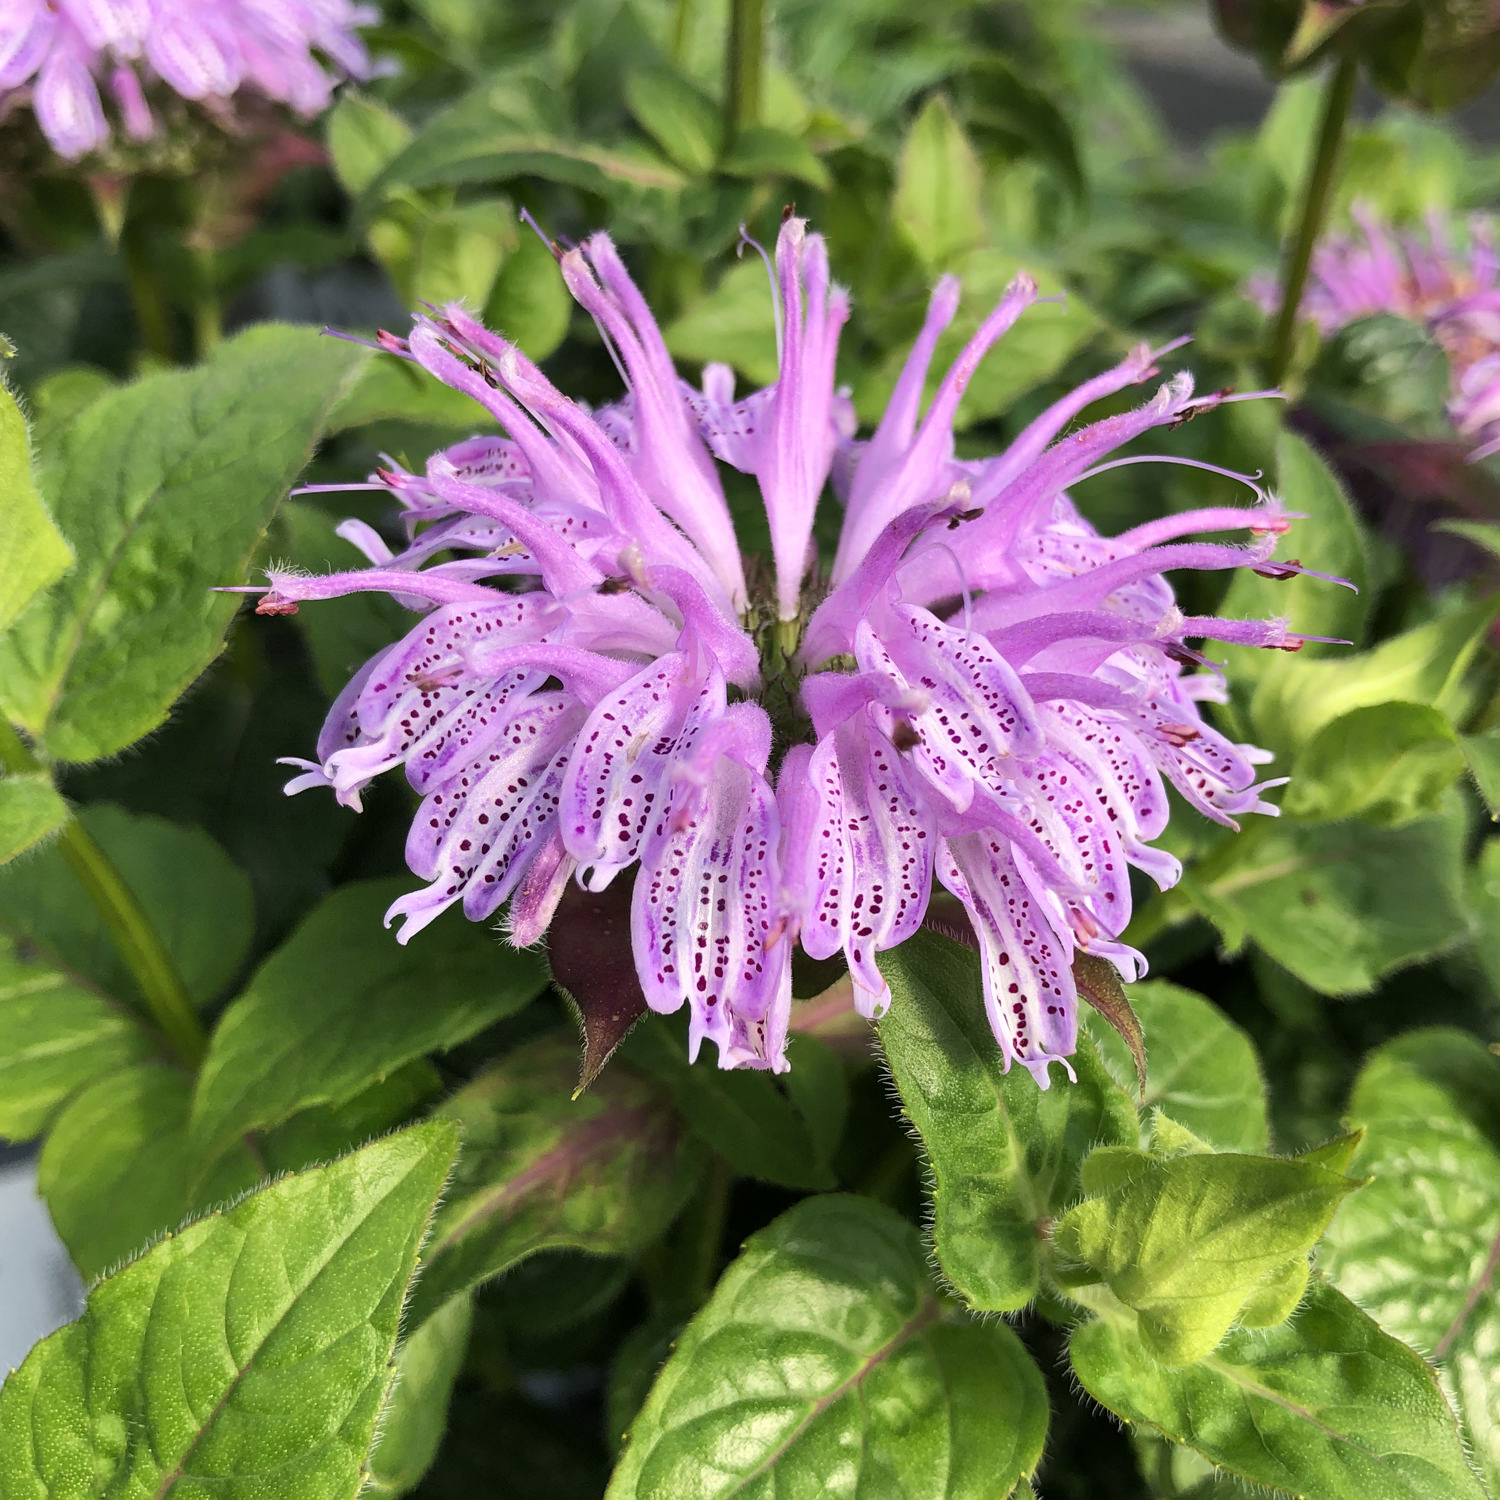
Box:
120 221 176 365
677 1155 734 1306
725 0 764 140
0 722 206 1067
671 0 696 62
190 245 222 359
1267 50 1358 387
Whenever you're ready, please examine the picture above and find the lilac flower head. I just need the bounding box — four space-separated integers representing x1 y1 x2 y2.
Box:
251 219 1328 1084
1256 204 1500 460
0 0 376 160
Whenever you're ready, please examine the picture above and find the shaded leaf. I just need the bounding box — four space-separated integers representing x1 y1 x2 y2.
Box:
366 1295 474 1498
625 1016 839 1191
607 1195 1049 1500
1462 729 1500 819
408 1035 700 1325
1186 796 1468 994
0 326 368 761
877 929 1137 1311
624 64 720 175
191 877 548 1160
0 802 254 1011
1086 980 1270 1153
0 930 151 1143
38 1061 258 1278
1 1121 458 1498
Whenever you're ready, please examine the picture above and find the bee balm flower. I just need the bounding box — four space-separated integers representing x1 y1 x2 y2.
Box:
0 0 376 160
248 218 1329 1082
1258 205 1500 460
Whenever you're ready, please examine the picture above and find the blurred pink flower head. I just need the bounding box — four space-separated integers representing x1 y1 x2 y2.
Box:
250 218 1333 1083
1256 205 1500 460
0 0 377 160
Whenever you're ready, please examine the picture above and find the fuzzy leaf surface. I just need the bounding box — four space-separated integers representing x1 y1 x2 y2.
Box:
0 370 71 634
877 929 1137 1310
607 1195 1049 1500
0 803 253 1010
409 1036 700 1324
0 773 67 864
0 326 366 761
0 931 151 1143
1086 980 1269 1152
1054 1147 1359 1363
191 878 547 1159
1320 1029 1500 1492
1071 1279 1486 1500
0 1121 456 1499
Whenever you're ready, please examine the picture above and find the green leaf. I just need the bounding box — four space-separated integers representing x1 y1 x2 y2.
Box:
276 501 412 698
0 369 72 634
1086 980 1270 1153
852 251 1103 432
1432 517 1500 561
191 877 548 1160
38 1060 258 1278
408 197 516 308
664 258 780 388
1186 797 1468 994
0 931 151 1142
0 803 254 1010
324 353 487 433
1219 431 1369 672
484 226 575 362
1470 837 1500 1003
718 125 832 190
366 1294 474 1498
1249 596 1499 765
0 326 368 761
1281 701 1464 825
260 1062 443 1177
408 1035 701 1325
607 1195 1050 1500
1071 1279 1487 1500
876 929 1137 1311
327 90 414 196
1461 729 1500 819
1 1121 459 1498
894 95 986 268
357 70 687 214
624 64 720 175
624 1016 839 1191
1320 1030 1500 1492
0 771 67 863
1054 1147 1358 1363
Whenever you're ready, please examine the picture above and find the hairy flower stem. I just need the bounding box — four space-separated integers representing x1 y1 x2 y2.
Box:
0 722 206 1067
1267 50 1359 386
725 0 764 139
